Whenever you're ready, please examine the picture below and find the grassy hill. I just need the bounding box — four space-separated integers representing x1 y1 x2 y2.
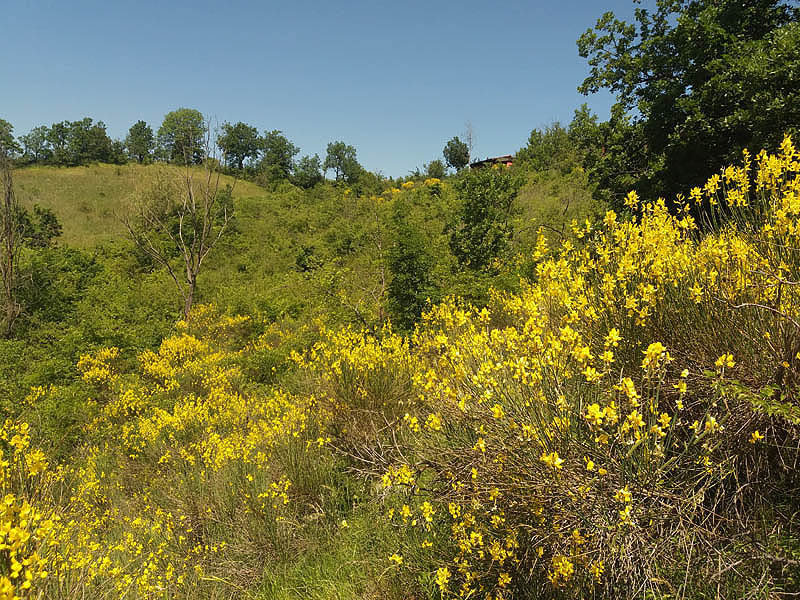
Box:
13 155 797 600
14 163 268 247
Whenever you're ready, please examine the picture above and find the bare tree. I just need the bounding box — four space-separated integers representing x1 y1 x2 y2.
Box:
464 121 475 164
0 148 21 335
123 129 233 318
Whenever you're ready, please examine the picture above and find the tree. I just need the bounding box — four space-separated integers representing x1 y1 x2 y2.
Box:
0 140 21 334
126 120 155 163
0 120 20 157
157 108 206 165
19 126 51 164
217 121 260 171
123 134 233 317
448 166 521 272
387 199 437 330
292 154 323 189
578 0 800 203
65 118 115 165
323 141 362 183
260 130 299 181
425 159 446 179
516 122 577 173
46 121 71 165
443 136 469 171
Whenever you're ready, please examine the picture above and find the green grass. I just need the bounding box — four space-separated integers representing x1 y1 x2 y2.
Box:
14 163 267 247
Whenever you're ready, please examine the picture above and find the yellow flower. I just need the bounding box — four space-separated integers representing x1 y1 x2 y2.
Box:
715 353 735 369
540 451 564 470
388 553 403 565
435 567 451 591
585 403 604 426
750 430 764 443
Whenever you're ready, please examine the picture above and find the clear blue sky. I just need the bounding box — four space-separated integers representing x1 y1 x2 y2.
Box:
1 0 640 177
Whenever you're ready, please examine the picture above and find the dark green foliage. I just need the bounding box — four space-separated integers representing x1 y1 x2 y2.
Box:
35 118 121 167
292 154 323 189
157 108 206 165
217 121 261 170
387 200 437 330
425 159 446 179
578 0 800 202
17 205 62 248
126 120 155 163
516 122 575 173
295 245 321 272
19 126 51 164
259 130 299 182
0 119 20 156
17 247 99 326
323 141 362 183
448 167 521 272
443 136 469 171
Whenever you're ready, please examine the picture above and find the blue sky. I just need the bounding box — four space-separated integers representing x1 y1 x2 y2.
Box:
1 0 639 177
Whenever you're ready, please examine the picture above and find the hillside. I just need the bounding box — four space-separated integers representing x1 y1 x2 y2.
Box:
14 163 267 247
2 145 798 599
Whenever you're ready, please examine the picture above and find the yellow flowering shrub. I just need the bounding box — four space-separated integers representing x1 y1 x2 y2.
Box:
305 137 800 598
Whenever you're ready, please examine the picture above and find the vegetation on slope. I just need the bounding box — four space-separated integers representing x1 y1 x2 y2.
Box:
2 136 799 599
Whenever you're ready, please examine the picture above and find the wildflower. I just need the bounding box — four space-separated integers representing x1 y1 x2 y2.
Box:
750 430 764 443
435 567 451 592
548 554 574 586
585 403 604 426
704 415 722 433
626 410 645 429
614 486 632 503
715 353 735 369
589 560 604 582
540 451 564 470
605 328 621 347
389 553 403 565
491 404 504 419
642 342 670 369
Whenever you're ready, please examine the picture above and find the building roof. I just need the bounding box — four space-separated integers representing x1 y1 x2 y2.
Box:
469 155 514 169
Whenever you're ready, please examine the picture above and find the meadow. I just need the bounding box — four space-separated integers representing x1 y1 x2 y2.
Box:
0 135 798 599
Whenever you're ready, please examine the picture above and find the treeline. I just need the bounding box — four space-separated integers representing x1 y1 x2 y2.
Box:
0 108 369 190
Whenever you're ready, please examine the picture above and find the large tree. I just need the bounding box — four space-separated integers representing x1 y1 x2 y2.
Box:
323 141 362 183
292 154 323 189
217 121 260 171
578 0 800 203
19 126 51 163
126 120 155 163
443 136 469 172
260 130 299 181
157 108 206 165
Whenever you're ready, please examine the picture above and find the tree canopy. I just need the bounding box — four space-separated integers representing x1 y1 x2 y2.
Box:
158 108 206 165
126 120 155 163
260 130 299 181
578 0 800 203
443 137 469 171
217 122 261 171
323 141 362 183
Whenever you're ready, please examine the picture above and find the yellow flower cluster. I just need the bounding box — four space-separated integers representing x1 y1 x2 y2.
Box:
305 137 800 596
